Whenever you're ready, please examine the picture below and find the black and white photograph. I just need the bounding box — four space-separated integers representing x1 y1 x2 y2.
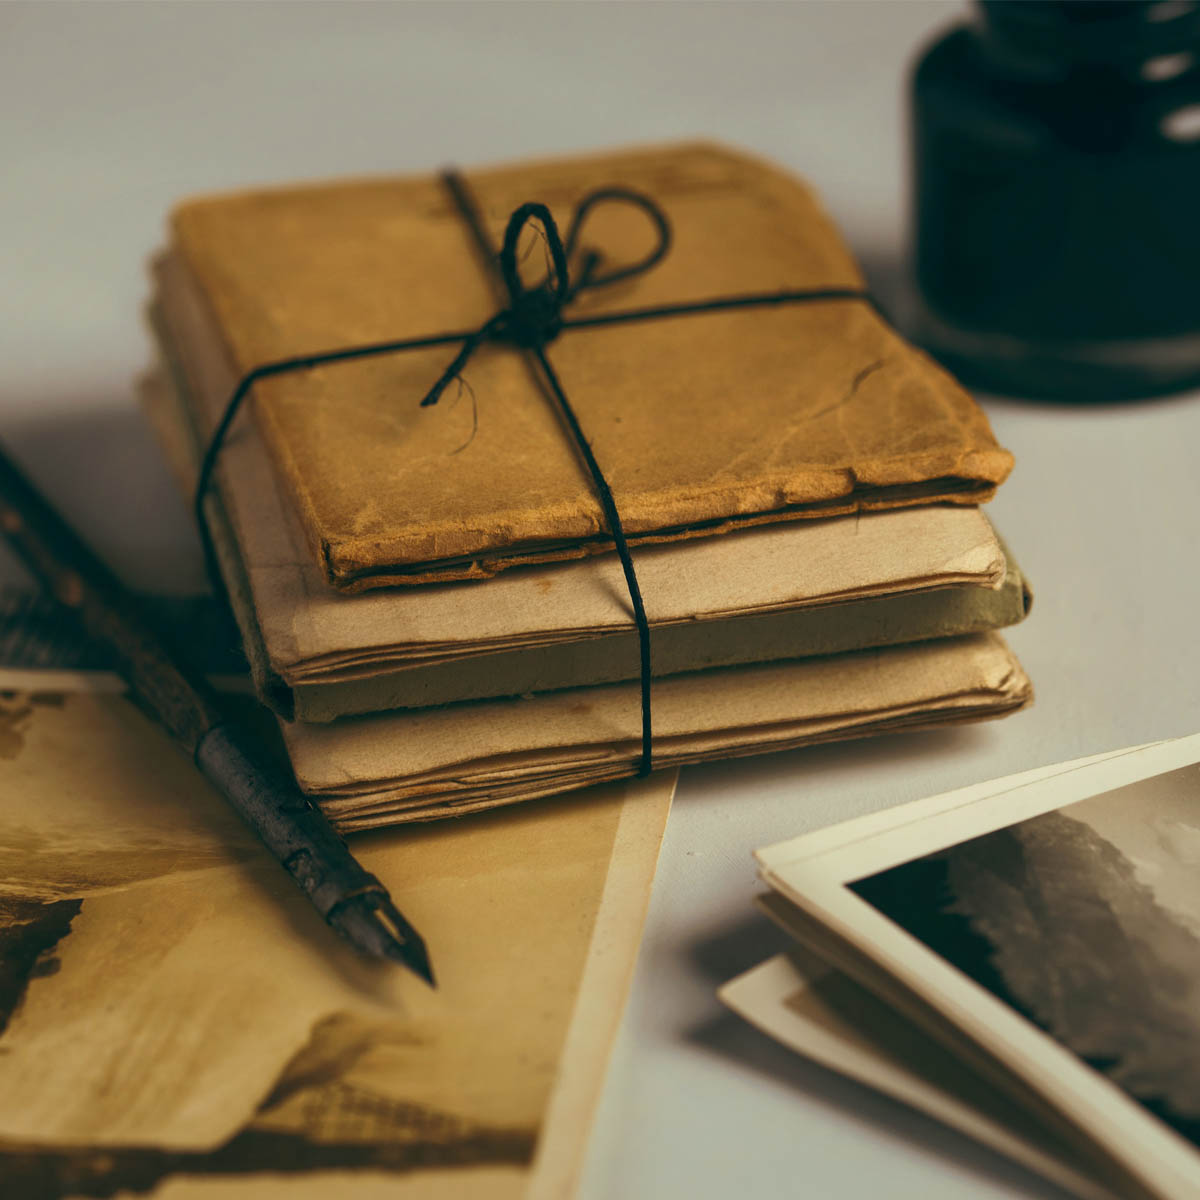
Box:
851 761 1200 1151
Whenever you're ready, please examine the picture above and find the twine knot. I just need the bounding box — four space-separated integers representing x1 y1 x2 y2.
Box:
419 191 670 409
498 282 564 349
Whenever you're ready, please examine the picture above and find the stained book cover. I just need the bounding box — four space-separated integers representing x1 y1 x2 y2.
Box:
168 141 1014 591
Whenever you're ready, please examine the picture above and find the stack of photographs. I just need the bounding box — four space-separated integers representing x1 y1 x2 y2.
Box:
723 736 1200 1200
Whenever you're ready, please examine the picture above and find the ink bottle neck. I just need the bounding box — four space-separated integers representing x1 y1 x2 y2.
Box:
976 0 1200 85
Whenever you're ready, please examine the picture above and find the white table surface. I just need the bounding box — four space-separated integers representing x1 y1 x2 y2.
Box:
4 3 1198 1197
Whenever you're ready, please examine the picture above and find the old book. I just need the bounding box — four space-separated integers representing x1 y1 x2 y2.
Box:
164 141 1013 591
0 685 674 1199
279 632 1032 827
740 739 1200 1199
139 339 1030 722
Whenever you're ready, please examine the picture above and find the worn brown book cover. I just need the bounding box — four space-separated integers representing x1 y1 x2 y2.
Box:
169 141 1013 591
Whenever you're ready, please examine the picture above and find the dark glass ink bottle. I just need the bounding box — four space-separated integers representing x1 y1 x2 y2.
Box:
911 0 1200 400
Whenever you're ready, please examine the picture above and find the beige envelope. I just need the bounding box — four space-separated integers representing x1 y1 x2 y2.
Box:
167 141 1012 590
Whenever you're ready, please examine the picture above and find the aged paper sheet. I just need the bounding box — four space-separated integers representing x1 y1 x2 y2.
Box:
0 688 674 1197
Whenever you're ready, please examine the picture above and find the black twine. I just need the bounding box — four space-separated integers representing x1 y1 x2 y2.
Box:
195 169 874 779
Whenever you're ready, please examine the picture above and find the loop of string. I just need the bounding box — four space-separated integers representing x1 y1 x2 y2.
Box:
194 168 874 779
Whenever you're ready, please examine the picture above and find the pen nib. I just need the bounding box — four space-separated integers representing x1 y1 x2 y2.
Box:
330 893 436 987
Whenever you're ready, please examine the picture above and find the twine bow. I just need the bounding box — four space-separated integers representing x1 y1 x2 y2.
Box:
420 189 671 408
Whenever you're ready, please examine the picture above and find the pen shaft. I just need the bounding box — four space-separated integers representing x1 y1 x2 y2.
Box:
0 447 222 753
192 720 381 919
0 441 418 963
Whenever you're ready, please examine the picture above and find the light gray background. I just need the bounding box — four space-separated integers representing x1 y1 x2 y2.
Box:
3 2 1197 1197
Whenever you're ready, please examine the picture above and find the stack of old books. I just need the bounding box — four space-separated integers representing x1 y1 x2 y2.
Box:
142 141 1032 830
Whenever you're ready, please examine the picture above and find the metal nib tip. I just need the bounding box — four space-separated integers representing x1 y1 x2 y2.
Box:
394 933 437 989
330 894 437 987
